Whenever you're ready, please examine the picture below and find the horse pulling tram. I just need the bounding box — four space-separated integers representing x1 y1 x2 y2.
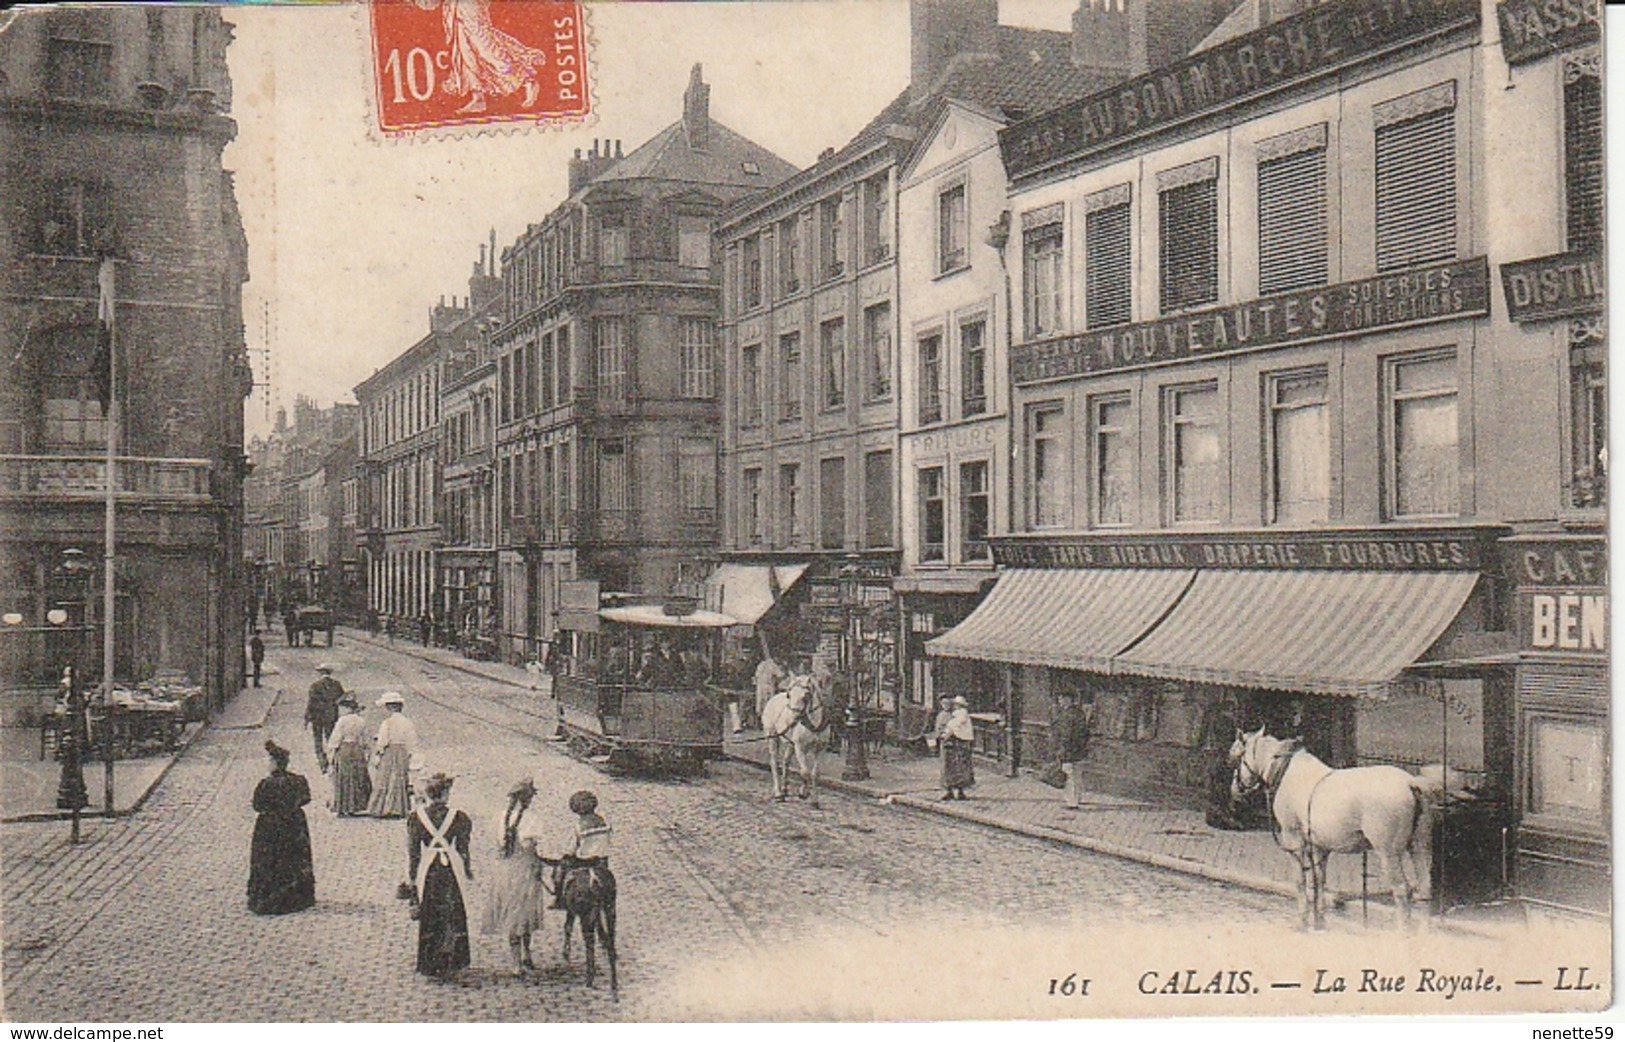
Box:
553 595 736 772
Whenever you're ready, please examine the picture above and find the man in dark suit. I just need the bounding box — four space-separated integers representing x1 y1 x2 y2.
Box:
305 664 344 772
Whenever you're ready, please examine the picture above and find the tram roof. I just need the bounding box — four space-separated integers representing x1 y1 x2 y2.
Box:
599 605 741 629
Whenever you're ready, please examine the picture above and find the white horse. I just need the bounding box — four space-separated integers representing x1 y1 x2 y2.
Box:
1231 727 1434 932
761 674 831 807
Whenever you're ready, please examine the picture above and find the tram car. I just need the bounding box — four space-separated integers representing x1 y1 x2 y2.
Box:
553 592 737 770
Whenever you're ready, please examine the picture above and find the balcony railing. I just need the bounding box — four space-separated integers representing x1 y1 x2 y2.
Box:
0 455 212 503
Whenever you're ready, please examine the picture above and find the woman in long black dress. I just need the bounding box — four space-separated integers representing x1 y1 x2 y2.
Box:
248 739 316 915
409 772 473 977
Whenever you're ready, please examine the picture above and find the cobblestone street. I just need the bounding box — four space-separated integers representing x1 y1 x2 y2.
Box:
5 638 1296 1021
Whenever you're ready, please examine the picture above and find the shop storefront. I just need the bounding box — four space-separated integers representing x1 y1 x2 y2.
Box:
894 581 996 744
929 528 1512 814
1501 532 1608 917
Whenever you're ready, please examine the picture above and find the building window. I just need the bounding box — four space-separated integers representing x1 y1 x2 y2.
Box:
863 173 891 265
46 36 112 100
1166 383 1220 523
1386 351 1458 518
1257 134 1329 295
863 302 892 403
778 463 801 544
778 332 802 421
918 467 945 563
938 182 967 273
960 318 987 417
1086 194 1132 329
1565 53 1604 253
679 438 715 515
820 318 846 410
741 344 762 426
1267 369 1330 524
597 440 628 513
743 467 763 543
556 325 571 403
539 332 556 410
1024 223 1064 338
1029 404 1067 529
1159 166 1219 312
959 460 990 562
42 394 107 450
917 333 943 425
819 196 845 280
599 219 628 268
1570 322 1606 508
864 450 893 548
32 180 115 257
679 318 715 398
778 215 802 296
594 317 627 401
678 216 710 270
1374 89 1456 272
741 234 763 310
1091 395 1132 526
820 456 846 549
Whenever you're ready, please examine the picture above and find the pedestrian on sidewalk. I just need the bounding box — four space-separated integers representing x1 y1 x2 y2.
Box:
284 607 298 648
1051 691 1093 810
248 633 265 688
325 696 373 816
409 772 473 979
247 740 316 916
305 664 344 773
481 777 547 975
937 695 975 800
368 691 419 817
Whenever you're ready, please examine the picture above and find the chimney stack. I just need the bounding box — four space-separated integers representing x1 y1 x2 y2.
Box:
910 0 998 92
568 137 618 193
682 64 711 151
1071 0 1141 78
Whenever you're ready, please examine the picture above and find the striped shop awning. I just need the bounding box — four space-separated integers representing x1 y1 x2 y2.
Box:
1114 570 1480 697
926 568 1196 672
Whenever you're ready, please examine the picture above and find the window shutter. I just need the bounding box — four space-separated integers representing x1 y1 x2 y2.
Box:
1086 202 1132 327
1159 178 1218 312
1375 108 1456 272
1565 57 1603 253
1257 147 1327 294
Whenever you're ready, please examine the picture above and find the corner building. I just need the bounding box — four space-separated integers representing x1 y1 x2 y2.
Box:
927 0 1605 913
0 7 250 717
491 67 795 661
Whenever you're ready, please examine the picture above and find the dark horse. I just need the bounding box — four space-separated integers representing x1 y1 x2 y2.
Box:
543 857 618 993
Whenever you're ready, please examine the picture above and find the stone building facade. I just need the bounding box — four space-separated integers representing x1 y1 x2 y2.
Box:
0 6 250 716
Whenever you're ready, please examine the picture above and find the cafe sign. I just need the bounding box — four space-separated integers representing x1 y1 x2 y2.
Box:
1501 535 1607 655
1499 250 1603 324
1012 258 1489 385
1001 0 1479 178
992 528 1500 571
1496 0 1600 65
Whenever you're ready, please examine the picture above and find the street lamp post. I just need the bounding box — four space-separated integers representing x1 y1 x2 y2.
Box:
838 560 870 782
56 549 93 841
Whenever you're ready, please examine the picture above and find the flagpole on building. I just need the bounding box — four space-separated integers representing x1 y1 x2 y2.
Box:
98 257 117 812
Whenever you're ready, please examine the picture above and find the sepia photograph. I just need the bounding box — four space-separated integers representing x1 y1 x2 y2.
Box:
0 0 1611 1025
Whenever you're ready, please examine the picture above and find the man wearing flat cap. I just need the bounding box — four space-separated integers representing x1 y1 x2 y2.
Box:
305 663 345 772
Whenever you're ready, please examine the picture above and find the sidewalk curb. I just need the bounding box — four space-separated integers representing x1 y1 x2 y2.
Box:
3 720 205 825
344 630 532 691
724 749 1301 902
211 685 282 731
888 792 1298 901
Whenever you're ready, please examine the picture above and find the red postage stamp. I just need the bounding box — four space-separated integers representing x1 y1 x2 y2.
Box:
367 0 590 134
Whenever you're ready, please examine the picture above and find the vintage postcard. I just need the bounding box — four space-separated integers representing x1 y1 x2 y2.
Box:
0 0 1611 1025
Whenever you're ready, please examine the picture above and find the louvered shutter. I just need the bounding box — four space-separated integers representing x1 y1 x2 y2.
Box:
1159 179 1218 312
1258 148 1328 295
1086 202 1132 328
1375 108 1456 272
1564 64 1603 253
